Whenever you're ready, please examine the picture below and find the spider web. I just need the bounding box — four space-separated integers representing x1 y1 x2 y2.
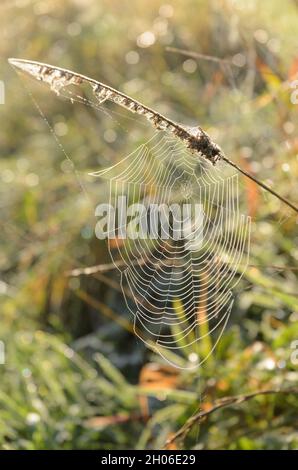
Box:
92 131 251 369
11 62 251 369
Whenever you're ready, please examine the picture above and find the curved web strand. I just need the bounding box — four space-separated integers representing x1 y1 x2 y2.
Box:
93 131 251 369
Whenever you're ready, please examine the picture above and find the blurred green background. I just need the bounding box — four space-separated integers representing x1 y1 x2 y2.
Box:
0 0 298 450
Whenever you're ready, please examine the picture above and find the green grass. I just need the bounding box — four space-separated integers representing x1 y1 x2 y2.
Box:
0 0 297 450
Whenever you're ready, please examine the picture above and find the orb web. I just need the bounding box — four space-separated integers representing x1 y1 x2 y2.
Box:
10 60 251 369
92 131 251 369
